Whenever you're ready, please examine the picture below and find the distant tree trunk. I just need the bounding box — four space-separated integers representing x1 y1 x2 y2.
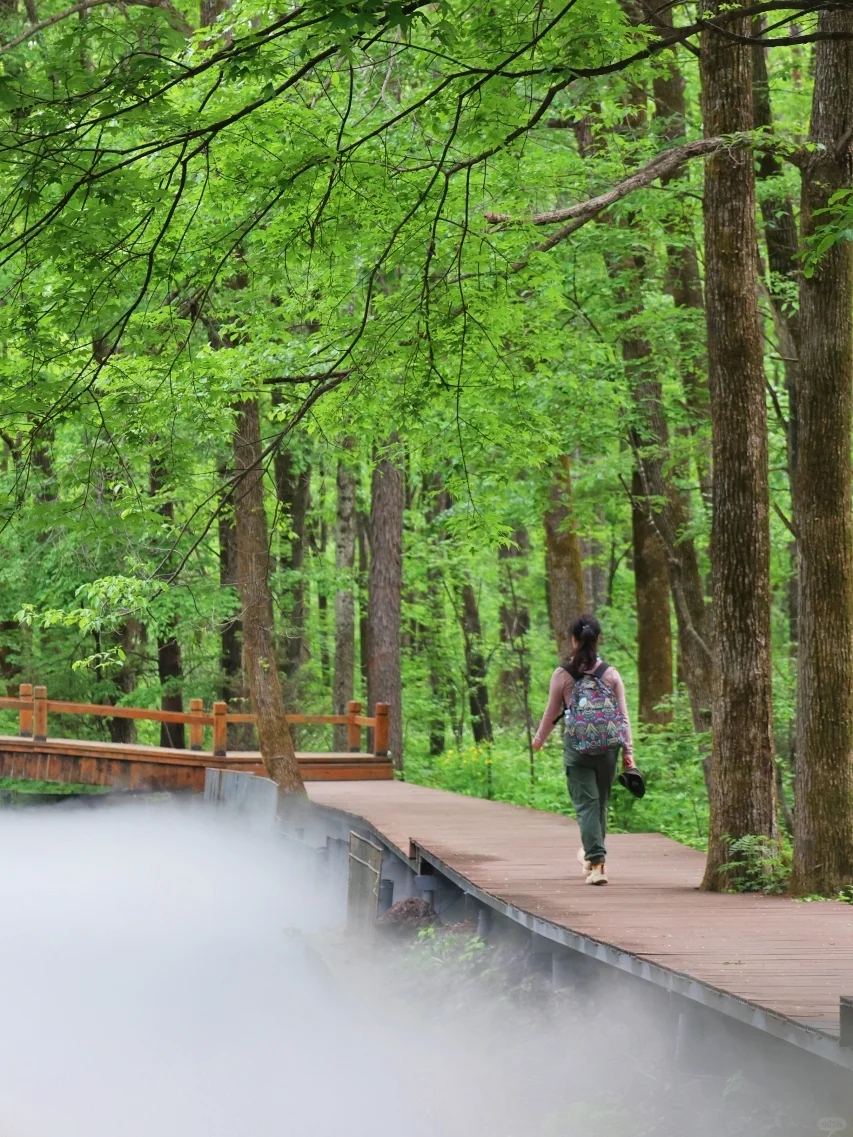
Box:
651 1 710 500
273 445 310 679
218 465 255 749
106 621 143 744
149 458 185 749
543 455 586 663
424 473 452 756
498 529 530 722
752 19 801 494
632 471 673 725
233 399 304 793
792 11 853 896
368 437 404 770
357 509 370 697
461 583 493 744
333 441 357 751
700 7 776 889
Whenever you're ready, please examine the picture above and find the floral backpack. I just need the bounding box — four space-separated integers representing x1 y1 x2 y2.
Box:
564 660 629 754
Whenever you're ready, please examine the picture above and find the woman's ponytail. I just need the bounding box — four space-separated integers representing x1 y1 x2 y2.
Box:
567 613 601 679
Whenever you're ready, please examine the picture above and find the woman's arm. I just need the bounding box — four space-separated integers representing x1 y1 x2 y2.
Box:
533 668 572 748
608 670 635 767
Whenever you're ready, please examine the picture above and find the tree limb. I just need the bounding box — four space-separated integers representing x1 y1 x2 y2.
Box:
485 136 727 228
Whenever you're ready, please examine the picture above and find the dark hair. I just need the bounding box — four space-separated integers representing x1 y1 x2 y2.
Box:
567 613 601 679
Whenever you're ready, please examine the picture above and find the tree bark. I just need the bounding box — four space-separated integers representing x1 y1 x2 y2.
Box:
700 7 776 889
792 9 853 896
632 470 673 724
333 440 357 751
543 454 586 663
367 437 404 770
461 582 493 744
233 399 304 793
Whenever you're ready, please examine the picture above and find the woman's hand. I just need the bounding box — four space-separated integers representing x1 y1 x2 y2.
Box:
622 753 636 770
532 738 543 752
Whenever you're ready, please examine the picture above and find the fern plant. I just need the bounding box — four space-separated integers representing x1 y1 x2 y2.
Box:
718 835 791 894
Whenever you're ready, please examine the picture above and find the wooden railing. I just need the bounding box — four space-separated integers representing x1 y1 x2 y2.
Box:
0 684 390 760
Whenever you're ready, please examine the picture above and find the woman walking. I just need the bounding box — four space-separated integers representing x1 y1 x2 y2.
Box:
532 614 635 885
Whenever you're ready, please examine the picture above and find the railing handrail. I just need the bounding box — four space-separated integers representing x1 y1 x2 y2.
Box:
6 686 391 760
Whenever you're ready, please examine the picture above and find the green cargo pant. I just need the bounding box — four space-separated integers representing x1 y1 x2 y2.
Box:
564 743 620 866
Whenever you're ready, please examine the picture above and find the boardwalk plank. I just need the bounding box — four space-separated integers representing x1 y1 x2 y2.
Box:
307 780 853 1039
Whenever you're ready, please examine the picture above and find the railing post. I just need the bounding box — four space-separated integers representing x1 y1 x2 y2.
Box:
374 702 390 757
18 683 32 737
189 698 203 751
212 701 227 758
347 700 362 753
33 685 47 742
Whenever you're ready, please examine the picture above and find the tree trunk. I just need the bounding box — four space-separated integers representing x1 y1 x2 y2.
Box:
357 509 370 697
497 529 530 722
543 455 586 663
367 437 404 771
333 441 357 751
752 23 801 493
792 10 853 895
273 446 310 679
461 583 493 744
651 4 711 500
632 470 673 724
219 466 255 749
149 458 185 749
233 399 304 793
700 8 776 889
424 474 452 756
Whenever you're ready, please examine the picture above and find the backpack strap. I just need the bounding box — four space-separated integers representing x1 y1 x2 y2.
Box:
592 660 610 680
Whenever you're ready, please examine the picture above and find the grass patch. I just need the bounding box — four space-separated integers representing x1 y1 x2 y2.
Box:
0 777 110 796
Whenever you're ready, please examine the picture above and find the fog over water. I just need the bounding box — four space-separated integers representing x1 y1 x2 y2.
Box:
0 801 845 1137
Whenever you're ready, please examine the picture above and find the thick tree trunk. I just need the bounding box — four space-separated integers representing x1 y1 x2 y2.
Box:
632 470 673 724
792 11 853 896
461 583 493 744
367 437 404 771
543 455 586 663
700 9 776 889
233 399 304 793
333 441 357 751
273 446 310 679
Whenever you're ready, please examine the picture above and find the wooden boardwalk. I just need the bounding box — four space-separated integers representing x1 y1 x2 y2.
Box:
307 780 853 1051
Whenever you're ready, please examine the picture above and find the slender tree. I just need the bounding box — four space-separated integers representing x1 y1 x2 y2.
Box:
461 582 493 745
543 454 586 663
149 456 185 749
333 439 357 751
233 399 304 793
368 436 404 769
700 7 776 889
632 471 672 724
792 8 853 895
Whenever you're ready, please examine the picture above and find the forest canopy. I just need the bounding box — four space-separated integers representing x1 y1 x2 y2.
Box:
2 0 853 892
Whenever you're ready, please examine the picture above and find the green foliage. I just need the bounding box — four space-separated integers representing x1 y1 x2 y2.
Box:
719 835 792 895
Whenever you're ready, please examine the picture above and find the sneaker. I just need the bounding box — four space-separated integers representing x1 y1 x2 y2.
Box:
576 847 591 875
586 863 608 886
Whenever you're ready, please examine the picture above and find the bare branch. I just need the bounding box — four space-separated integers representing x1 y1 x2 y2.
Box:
485 136 727 228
